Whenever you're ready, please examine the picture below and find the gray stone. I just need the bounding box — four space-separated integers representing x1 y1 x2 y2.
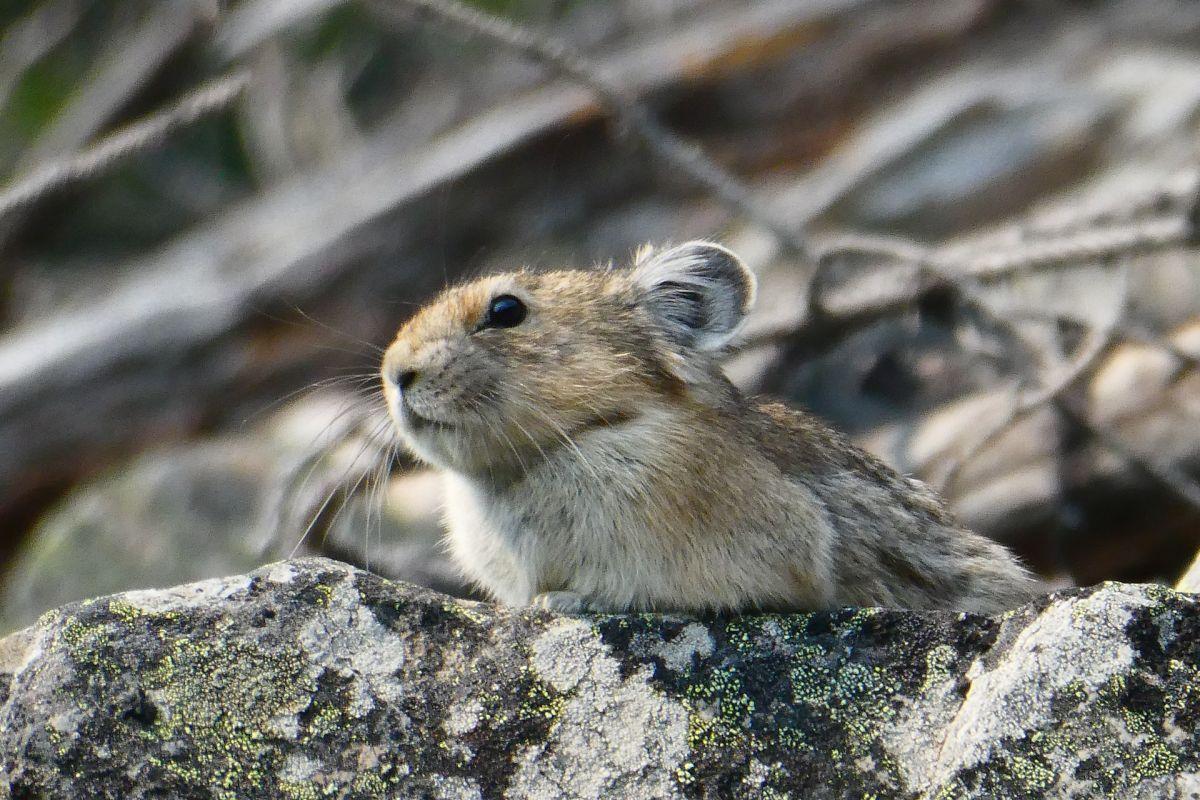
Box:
0 397 471 636
2 557 1199 798
0 442 271 635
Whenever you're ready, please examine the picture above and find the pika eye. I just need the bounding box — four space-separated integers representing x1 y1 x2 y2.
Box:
483 294 527 329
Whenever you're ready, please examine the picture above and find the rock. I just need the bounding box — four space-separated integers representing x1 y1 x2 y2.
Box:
0 441 271 635
1178 552 1200 594
0 396 471 635
3 559 1199 798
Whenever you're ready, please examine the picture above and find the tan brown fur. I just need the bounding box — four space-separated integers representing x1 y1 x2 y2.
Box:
381 242 1041 615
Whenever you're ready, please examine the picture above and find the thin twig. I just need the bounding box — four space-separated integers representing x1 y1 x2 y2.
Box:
1058 400 1200 511
769 212 1193 371
1119 320 1200 380
935 216 1190 277
928 263 1200 518
0 69 251 220
238 2 1200 529
384 0 1200 356
380 0 817 263
914 251 1129 494
938 298 1124 494
1006 310 1200 379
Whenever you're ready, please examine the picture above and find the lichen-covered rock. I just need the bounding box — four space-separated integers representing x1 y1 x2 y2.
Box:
1 558 1199 799
0 400 469 635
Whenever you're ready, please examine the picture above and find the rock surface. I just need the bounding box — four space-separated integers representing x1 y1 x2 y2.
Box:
2 558 1199 799
0 398 471 635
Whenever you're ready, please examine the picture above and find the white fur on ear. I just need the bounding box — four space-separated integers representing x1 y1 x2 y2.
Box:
630 241 756 351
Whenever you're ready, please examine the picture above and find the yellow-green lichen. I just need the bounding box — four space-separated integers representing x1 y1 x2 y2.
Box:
105 600 144 624
1164 659 1200 716
685 666 755 752
1131 741 1181 780
279 779 323 800
47 727 69 758
789 646 901 759
673 759 696 786
142 635 317 793
311 583 334 607
673 615 916 794
441 601 489 626
304 705 344 740
55 616 114 671
515 665 567 727
918 645 958 695
352 770 390 796
458 649 567 749
1007 753 1055 793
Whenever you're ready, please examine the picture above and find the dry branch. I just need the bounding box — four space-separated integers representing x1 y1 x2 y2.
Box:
884 316 1200 546
1060 400 1200 511
0 70 251 220
380 0 819 262
936 267 1130 493
754 209 1194 379
0 0 857 518
12 1 200 170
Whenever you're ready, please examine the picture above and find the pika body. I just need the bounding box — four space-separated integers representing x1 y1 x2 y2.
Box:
380 242 1041 615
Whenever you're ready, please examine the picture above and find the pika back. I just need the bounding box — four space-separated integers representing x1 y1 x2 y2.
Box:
381 242 1040 615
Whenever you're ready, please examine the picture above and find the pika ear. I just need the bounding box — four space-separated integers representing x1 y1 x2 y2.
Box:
630 241 756 351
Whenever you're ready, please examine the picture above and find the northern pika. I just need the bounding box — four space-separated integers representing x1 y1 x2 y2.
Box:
380 242 1041 615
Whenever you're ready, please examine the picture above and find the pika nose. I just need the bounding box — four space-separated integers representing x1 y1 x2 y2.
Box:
396 369 418 391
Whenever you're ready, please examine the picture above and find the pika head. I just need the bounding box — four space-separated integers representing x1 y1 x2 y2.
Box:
380 241 756 475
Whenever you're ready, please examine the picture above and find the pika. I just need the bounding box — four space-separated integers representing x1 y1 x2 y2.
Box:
380 241 1041 615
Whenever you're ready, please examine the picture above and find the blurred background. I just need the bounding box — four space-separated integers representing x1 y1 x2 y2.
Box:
2 0 1199 633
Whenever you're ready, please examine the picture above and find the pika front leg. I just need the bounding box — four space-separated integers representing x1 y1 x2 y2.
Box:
532 591 589 614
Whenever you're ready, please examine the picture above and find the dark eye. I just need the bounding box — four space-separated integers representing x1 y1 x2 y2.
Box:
483 294 527 329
